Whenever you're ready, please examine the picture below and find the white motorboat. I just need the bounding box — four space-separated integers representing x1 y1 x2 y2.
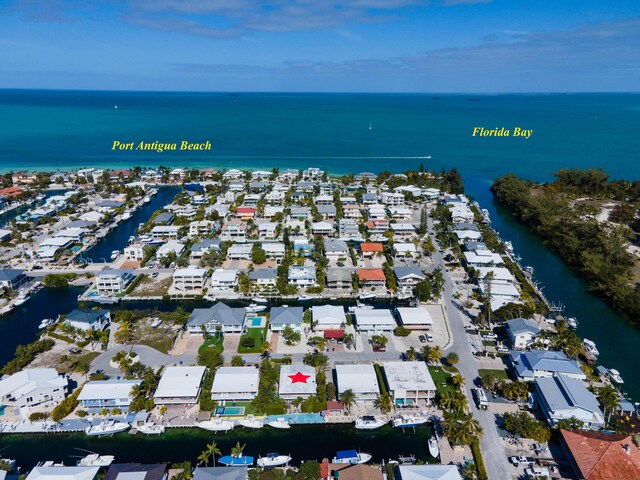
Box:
297 296 313 302
566 317 579 329
121 211 132 220
110 250 120 260
582 339 599 357
14 290 29 306
38 318 54 330
246 303 267 313
252 297 268 304
137 422 165 435
257 453 292 467
392 414 428 428
198 419 235 432
143 196 151 203
609 368 624 384
204 294 217 302
150 318 163 328
77 453 115 467
358 293 376 300
85 419 130 437
332 450 372 464
355 416 386 430
237 416 264 429
348 302 374 313
267 417 290 429
428 436 439 458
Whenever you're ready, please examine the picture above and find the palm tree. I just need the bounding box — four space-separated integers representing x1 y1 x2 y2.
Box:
451 374 465 389
373 392 393 413
206 441 221 466
197 449 210 467
500 381 529 402
282 354 293 365
405 347 418 361
428 346 443 364
421 345 431 361
597 385 619 422
442 410 483 444
340 389 356 412
231 442 246 458
260 340 272 355
437 390 467 412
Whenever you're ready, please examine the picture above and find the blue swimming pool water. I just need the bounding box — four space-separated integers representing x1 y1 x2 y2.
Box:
249 318 262 327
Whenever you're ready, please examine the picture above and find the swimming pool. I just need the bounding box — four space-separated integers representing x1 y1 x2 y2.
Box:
215 406 245 416
248 317 262 327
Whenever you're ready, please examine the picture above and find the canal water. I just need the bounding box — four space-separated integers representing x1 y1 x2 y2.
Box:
0 190 69 227
468 177 640 402
0 424 433 469
82 186 180 263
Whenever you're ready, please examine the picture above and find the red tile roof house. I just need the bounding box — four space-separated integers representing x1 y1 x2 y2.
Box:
357 268 387 288
235 207 256 220
360 242 384 258
560 429 640 480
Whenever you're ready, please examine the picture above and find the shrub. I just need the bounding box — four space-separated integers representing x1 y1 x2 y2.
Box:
471 439 488 480
76 410 87 418
393 327 411 337
264 403 286 415
29 412 50 422
240 337 256 348
2 339 55 375
52 386 83 422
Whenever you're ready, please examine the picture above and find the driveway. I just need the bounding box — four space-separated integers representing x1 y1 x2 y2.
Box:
91 344 178 376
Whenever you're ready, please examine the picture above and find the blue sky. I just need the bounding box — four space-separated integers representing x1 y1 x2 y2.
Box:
1 0 639 92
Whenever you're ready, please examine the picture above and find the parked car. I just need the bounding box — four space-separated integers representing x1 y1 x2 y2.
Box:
496 344 509 353
151 271 159 278
483 333 498 340
426 334 433 342
524 467 550 478
418 335 426 343
509 456 533 467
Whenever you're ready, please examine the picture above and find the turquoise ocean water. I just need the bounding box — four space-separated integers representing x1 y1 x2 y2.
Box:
1 90 640 401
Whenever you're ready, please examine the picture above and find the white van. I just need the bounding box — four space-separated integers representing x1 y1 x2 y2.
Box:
474 387 489 410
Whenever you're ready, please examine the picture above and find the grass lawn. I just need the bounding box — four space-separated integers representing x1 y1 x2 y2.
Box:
428 365 456 395
478 368 509 380
482 340 497 347
198 336 224 355
218 400 258 416
59 351 101 375
238 328 267 354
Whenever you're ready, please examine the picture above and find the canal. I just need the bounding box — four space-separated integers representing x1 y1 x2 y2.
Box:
82 186 180 263
468 177 640 401
0 424 433 469
0 190 69 227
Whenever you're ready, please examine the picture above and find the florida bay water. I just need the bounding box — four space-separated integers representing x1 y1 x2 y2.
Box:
0 90 639 462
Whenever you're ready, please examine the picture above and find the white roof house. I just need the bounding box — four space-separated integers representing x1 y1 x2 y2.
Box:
278 364 317 400
382 361 437 404
353 308 397 333
156 240 185 258
335 364 380 400
396 307 433 330
312 305 346 331
475 267 515 285
26 467 100 480
396 465 462 480
77 379 141 410
210 269 239 287
463 250 504 268
0 368 68 408
154 366 206 404
211 367 259 401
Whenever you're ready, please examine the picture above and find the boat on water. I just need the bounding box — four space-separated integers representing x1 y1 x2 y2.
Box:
137 422 165 435
85 419 130 437
218 454 254 466
121 211 132 220
90 295 121 305
252 297 268 304
14 289 30 306
143 196 151 203
481 208 491 224
609 368 624 384
150 318 163 328
358 293 377 300
566 317 578 329
204 294 217 302
428 436 439 458
297 296 313 302
257 453 291 467
246 303 267 313
237 416 264 429
332 450 372 465
110 250 120 260
354 415 386 430
38 318 55 330
267 417 290 429
348 303 374 313
396 291 413 300
392 414 428 428
77 453 115 467
198 419 235 432
583 339 599 357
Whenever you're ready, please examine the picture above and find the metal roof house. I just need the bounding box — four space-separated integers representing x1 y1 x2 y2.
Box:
534 375 605 429
78 379 141 411
186 302 247 335
335 364 380 401
279 364 317 400
193 467 248 480
153 366 206 405
211 366 259 401
0 268 28 291
104 464 168 480
64 309 111 331
505 318 541 350
383 361 436 406
0 368 68 408
270 306 304 333
510 350 586 382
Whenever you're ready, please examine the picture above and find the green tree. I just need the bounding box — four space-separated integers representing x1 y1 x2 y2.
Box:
231 355 245 366
405 347 418 361
340 389 356 412
442 410 483 444
374 392 393 413
445 351 459 366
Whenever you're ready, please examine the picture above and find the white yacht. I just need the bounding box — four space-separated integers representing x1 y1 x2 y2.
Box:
257 454 292 467
267 417 291 429
609 369 624 384
252 297 268 304
110 250 120 260
121 211 132 220
237 416 264 429
137 422 165 435
77 453 115 467
14 290 30 306
38 318 54 330
566 317 579 329
582 339 599 357
392 414 428 428
428 436 439 458
358 293 376 300
332 450 372 464
245 303 267 313
197 418 235 432
354 416 386 430
85 419 130 437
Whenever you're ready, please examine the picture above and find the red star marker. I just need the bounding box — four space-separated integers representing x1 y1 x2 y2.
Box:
288 371 311 384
